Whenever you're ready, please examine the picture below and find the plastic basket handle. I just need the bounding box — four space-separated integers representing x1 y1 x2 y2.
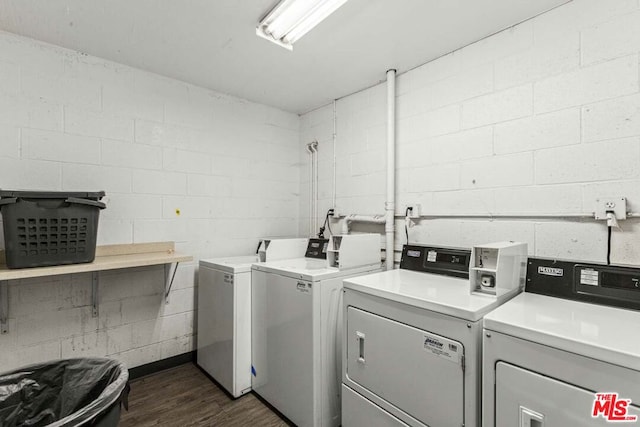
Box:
65 197 107 209
0 197 17 206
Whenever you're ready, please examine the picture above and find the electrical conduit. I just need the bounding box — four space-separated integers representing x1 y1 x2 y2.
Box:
385 69 396 270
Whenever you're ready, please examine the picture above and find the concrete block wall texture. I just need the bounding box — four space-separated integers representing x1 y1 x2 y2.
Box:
299 0 640 265
0 31 300 371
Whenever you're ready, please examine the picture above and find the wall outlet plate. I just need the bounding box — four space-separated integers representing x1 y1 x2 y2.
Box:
594 197 627 220
400 204 422 218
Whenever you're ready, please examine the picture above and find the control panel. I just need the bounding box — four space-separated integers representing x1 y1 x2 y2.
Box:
526 258 640 311
399 245 470 278
305 238 329 259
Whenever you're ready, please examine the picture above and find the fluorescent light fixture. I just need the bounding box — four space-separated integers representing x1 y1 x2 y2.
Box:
257 0 349 50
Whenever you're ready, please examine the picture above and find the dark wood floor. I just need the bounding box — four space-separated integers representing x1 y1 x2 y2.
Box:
120 363 289 426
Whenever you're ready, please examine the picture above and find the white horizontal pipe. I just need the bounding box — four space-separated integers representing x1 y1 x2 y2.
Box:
335 212 640 220
392 213 640 219
341 214 386 234
346 214 386 222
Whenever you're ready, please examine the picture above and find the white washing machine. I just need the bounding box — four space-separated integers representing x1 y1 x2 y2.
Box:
197 238 308 398
251 234 382 427
342 243 526 427
483 258 640 427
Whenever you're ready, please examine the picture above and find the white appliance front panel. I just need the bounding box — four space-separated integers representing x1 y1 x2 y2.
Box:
484 293 640 371
346 307 465 427
496 362 640 426
253 258 380 282
343 269 504 321
199 255 257 273
253 268 378 426
342 384 414 427
252 270 315 426
483 330 640 427
197 266 251 397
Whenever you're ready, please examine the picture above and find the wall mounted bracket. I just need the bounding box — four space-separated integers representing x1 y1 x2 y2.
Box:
92 272 99 317
164 262 179 304
0 280 8 334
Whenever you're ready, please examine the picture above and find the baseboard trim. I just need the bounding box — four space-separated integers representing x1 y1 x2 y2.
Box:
128 351 195 380
193 363 293 426
251 391 296 427
194 363 242 401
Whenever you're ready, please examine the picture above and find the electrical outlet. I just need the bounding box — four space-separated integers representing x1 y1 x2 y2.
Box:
331 207 342 218
401 204 422 218
594 197 627 220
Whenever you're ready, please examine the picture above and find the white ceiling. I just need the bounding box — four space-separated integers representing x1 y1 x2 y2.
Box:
0 0 568 114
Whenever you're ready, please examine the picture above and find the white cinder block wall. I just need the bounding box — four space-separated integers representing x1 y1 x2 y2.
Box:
0 31 300 371
300 0 640 265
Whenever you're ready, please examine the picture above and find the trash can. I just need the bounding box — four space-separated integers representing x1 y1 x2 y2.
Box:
0 358 129 427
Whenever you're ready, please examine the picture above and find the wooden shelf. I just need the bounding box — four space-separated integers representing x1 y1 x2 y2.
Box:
0 242 192 334
0 242 192 281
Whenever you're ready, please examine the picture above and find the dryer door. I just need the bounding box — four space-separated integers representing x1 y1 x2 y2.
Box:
346 307 464 426
496 362 640 426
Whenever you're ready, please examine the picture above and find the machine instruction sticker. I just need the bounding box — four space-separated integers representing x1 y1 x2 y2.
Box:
296 282 310 293
423 333 460 364
580 269 599 286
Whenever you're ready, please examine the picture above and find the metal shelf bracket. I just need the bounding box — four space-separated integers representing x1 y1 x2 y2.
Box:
92 272 99 318
164 263 179 304
0 280 7 334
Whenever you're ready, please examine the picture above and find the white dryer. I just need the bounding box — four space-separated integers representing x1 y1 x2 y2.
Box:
342 243 526 427
251 234 382 427
197 238 307 398
483 258 640 427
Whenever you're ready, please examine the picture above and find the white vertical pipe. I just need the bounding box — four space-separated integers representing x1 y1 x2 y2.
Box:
385 69 396 270
313 144 317 235
332 100 337 210
311 141 319 234
307 144 314 237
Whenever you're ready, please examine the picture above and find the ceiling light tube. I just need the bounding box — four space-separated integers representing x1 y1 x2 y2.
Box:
257 0 349 50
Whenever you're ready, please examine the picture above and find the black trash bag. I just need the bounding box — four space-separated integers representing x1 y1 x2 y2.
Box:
0 358 129 427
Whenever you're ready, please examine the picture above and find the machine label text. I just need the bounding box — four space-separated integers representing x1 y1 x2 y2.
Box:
538 266 564 277
296 282 310 293
423 334 460 364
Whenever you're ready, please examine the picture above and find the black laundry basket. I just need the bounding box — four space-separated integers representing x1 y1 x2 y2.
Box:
0 190 106 269
0 358 129 427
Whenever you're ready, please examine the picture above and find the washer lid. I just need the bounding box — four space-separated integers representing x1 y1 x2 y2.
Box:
344 269 506 322
252 257 380 281
199 255 258 273
484 292 640 371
